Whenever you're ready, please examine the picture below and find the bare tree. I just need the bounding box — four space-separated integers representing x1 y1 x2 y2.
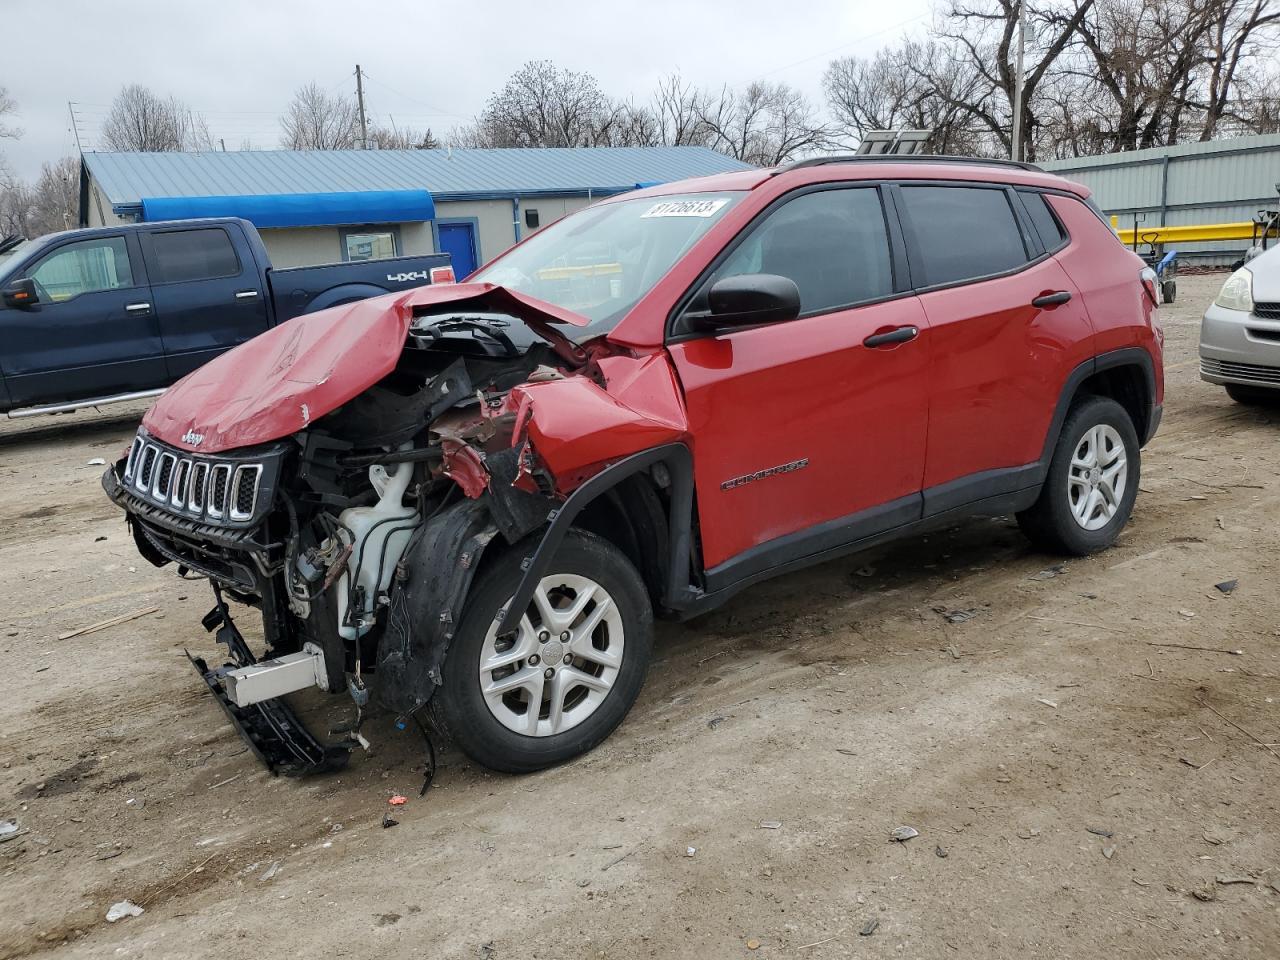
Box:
651 74 712 146
101 84 208 151
279 83 360 149
26 157 80 234
697 81 829 165
1199 0 1280 139
474 60 617 147
368 123 440 149
824 41 993 154
0 85 20 142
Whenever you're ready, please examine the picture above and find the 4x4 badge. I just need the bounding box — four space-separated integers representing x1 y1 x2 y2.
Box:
181 429 205 446
720 458 809 491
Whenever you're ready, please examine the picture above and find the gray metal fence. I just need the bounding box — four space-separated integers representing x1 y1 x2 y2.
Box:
1041 134 1280 265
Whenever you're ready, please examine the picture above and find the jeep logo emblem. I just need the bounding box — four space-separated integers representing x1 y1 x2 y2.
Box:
181 429 205 446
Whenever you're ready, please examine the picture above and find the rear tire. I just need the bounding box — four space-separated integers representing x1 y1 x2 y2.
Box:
1017 396 1140 556
1225 383 1280 406
432 529 653 773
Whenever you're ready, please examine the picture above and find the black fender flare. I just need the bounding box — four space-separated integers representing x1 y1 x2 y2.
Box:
495 442 696 635
1040 347 1159 468
375 499 499 716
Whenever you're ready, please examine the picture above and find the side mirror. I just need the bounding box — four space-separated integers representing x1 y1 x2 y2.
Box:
689 273 801 332
2 277 38 309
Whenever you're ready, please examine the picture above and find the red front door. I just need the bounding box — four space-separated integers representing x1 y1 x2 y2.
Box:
665 186 931 574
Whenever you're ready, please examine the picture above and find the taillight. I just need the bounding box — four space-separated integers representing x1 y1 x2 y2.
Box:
430 265 456 284
1140 266 1159 307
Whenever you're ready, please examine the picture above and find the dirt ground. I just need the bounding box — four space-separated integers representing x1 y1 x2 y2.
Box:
1 272 1278 960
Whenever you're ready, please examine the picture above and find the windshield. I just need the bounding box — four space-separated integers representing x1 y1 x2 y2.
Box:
473 192 744 338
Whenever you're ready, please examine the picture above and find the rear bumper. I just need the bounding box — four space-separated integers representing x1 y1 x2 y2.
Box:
1199 303 1280 390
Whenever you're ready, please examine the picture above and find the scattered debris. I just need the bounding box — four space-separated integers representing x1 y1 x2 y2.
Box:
1216 875 1257 885
759 821 782 830
1215 579 1238 595
208 773 241 790
1191 884 1217 902
601 843 643 872
1202 829 1228 845
1102 845 1116 860
105 901 144 923
853 566 876 578
389 795 408 806
707 715 727 730
935 607 977 624
259 861 281 882
1016 827 1041 840
382 812 399 829
1029 564 1066 581
1198 697 1280 763
835 748 857 757
684 846 697 857
86 458 106 466
944 644 961 660
58 606 159 641
94 535 107 542
859 918 880 936
0 819 20 841
935 845 948 858
1178 609 1197 618
1148 641 1243 655
1037 698 1058 708
890 826 918 842
746 938 761 950
1086 827 1114 838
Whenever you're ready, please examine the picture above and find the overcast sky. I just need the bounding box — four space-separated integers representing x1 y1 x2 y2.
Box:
2 0 934 181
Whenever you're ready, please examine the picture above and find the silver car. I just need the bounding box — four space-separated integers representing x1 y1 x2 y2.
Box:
1200 243 1280 403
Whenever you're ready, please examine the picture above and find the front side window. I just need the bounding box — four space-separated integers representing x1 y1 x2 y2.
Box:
899 186 1029 287
150 228 240 284
474 191 744 338
344 229 398 262
30 237 134 302
704 188 894 316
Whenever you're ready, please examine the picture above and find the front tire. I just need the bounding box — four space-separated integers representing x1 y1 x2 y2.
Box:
432 529 653 773
1017 396 1140 556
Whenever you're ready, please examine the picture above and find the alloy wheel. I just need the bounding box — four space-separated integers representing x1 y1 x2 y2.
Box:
1067 423 1128 531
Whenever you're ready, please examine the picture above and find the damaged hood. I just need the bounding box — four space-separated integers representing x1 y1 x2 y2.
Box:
143 283 590 454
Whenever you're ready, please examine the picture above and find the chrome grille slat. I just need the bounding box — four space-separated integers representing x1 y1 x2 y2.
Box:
122 431 269 525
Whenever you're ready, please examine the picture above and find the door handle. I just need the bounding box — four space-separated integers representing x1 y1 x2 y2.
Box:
234 290 258 300
1032 290 1072 308
863 325 919 348
125 302 152 312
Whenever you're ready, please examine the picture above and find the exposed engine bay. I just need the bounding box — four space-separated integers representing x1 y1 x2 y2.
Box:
102 296 670 774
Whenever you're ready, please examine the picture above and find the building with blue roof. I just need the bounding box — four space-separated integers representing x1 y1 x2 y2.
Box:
79 147 753 276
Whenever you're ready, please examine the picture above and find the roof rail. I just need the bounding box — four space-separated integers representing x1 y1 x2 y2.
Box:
773 154 1044 175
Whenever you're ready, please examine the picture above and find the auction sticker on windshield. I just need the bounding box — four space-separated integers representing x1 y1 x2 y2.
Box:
641 199 730 219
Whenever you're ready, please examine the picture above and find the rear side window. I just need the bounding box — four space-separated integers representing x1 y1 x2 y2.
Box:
708 188 894 315
899 186 1028 287
150 228 240 284
1021 192 1068 250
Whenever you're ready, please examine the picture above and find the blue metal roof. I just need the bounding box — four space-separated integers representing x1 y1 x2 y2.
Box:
83 147 755 217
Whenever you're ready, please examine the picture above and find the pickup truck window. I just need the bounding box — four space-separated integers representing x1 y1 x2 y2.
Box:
473 191 744 335
30 237 134 302
150 228 240 284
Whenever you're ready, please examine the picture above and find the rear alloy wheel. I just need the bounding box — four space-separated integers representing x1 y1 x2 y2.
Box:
1017 396 1140 555
433 529 652 773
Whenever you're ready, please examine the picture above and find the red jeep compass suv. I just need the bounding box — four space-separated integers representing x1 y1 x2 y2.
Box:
105 156 1163 774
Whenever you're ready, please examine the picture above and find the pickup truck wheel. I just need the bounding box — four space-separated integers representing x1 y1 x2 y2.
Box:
433 529 653 774
1017 396 1140 556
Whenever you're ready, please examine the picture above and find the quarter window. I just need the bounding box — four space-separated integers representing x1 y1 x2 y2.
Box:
1021 191 1068 250
30 237 134 302
899 186 1029 287
708 188 894 316
150 228 240 284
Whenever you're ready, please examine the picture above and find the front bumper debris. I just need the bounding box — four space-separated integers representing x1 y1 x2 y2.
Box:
191 598 349 777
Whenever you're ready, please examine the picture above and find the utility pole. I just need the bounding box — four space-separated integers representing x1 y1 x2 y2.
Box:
68 101 84 155
1010 0 1027 162
355 64 369 149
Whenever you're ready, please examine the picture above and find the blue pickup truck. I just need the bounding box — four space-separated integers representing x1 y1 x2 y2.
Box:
0 218 452 417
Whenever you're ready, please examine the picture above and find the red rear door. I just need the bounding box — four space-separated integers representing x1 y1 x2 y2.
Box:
893 184 1095 505
666 185 931 580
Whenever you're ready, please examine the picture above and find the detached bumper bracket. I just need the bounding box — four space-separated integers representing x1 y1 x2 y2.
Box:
189 601 349 777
